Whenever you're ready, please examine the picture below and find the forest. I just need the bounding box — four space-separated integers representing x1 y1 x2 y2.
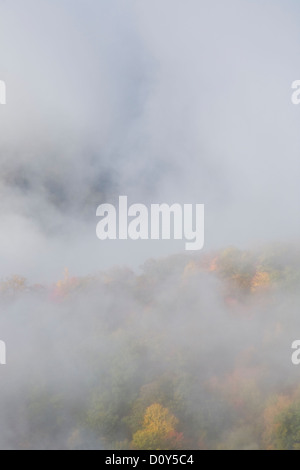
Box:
0 243 300 450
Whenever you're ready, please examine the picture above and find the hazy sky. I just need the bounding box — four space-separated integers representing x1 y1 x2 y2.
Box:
0 0 299 281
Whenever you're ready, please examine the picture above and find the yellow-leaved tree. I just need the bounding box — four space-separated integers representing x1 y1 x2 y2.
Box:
132 403 183 450
251 271 270 293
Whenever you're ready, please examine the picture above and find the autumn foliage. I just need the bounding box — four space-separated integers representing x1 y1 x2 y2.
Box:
132 404 184 450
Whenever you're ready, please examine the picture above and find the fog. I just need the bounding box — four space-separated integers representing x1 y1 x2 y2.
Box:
0 0 299 280
0 249 300 449
0 0 300 450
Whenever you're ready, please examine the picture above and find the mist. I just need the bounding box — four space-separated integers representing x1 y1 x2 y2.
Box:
0 0 300 450
0 0 299 280
0 247 300 449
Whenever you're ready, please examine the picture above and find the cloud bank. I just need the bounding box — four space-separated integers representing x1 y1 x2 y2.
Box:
0 0 299 279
